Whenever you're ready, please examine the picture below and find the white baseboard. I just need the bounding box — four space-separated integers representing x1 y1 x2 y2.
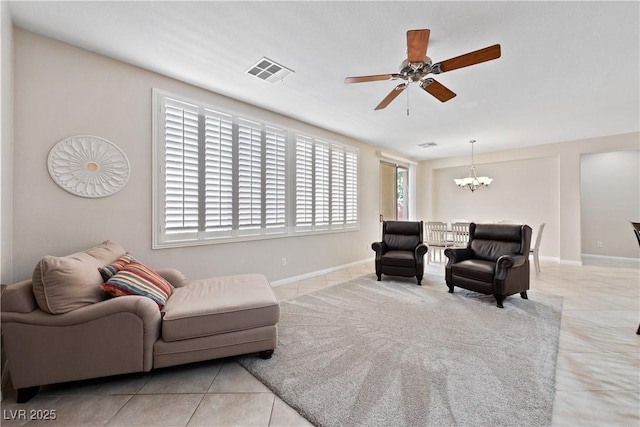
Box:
558 259 582 266
271 258 373 287
582 254 640 264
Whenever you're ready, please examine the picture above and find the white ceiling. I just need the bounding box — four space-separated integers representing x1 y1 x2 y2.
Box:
9 1 640 160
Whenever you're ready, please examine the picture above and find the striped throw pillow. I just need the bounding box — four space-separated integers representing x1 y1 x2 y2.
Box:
100 261 174 308
99 253 136 281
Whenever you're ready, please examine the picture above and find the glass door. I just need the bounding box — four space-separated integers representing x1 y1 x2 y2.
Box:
379 162 410 222
396 166 409 220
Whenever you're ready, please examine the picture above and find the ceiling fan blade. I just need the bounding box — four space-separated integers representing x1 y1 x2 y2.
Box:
407 29 430 63
375 83 408 110
421 78 456 102
434 44 501 73
345 74 399 84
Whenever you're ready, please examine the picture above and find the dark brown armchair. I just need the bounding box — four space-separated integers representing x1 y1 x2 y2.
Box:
444 223 532 308
372 221 428 285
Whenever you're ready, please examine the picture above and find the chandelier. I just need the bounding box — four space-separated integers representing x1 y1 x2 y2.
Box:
454 140 493 192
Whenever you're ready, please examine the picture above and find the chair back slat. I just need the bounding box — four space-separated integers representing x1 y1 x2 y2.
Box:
451 222 470 247
425 222 448 246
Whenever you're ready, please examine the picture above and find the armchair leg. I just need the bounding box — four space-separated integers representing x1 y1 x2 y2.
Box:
416 275 422 286
447 283 454 293
520 291 528 299
376 273 381 281
17 386 39 403
494 294 505 308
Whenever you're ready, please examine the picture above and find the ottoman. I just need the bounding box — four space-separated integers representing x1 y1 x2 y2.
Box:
153 273 280 368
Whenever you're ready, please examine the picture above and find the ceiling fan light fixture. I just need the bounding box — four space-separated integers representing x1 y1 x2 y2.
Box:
454 140 493 192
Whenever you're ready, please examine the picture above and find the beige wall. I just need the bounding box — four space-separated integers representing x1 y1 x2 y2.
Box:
11 29 383 283
1 3 13 284
430 156 559 258
8 27 640 283
581 150 640 258
418 132 640 263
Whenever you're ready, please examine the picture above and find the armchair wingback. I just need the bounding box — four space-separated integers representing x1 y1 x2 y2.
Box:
371 220 428 285
444 223 532 308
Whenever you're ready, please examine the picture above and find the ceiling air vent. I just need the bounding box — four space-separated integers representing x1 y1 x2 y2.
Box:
246 57 294 83
419 142 437 148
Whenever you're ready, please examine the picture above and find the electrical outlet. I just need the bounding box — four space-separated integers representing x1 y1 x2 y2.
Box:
281 257 287 267
596 241 603 248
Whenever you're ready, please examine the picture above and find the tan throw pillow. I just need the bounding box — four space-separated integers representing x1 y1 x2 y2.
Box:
32 240 126 314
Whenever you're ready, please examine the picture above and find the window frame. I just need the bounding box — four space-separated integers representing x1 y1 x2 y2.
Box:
152 89 359 249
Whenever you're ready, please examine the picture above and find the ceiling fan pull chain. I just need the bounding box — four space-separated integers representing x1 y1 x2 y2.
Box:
406 85 410 116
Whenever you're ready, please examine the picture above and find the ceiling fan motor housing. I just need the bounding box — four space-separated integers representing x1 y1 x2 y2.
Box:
399 57 433 82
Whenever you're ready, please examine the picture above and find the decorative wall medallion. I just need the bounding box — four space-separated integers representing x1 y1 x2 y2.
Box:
47 135 131 198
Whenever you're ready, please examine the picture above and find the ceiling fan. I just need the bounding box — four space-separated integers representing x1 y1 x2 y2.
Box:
345 29 501 110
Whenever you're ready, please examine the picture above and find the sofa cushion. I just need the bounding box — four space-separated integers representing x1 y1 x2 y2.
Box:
383 234 419 251
470 240 521 262
452 259 496 283
32 240 126 314
161 274 280 342
381 250 416 268
101 262 174 308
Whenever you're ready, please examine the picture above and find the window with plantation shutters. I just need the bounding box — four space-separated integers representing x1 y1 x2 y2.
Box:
345 149 358 225
265 126 287 232
314 141 330 229
237 119 263 233
294 135 359 232
163 98 200 238
153 90 358 248
295 136 314 230
204 110 233 236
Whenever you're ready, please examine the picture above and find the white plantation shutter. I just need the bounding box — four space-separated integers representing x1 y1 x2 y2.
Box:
345 149 358 226
314 141 330 228
295 136 314 230
204 110 234 236
331 146 345 227
154 90 357 248
265 127 287 232
237 119 263 233
163 98 200 236
294 135 359 232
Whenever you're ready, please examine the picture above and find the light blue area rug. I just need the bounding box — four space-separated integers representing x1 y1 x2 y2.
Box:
239 274 562 426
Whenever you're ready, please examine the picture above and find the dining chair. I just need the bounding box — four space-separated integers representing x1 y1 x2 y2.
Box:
450 222 470 248
530 223 546 276
425 221 449 263
630 221 640 246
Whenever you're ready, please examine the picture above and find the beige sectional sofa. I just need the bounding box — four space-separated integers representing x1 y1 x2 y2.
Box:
1 241 280 403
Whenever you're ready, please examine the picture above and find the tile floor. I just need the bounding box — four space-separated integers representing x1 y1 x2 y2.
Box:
1 259 638 426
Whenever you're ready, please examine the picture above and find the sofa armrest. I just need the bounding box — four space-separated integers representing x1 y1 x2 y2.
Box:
444 248 473 265
415 243 428 261
2 294 161 327
1 280 38 313
495 254 528 283
371 241 387 259
156 268 187 288
2 296 161 390
496 254 527 269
